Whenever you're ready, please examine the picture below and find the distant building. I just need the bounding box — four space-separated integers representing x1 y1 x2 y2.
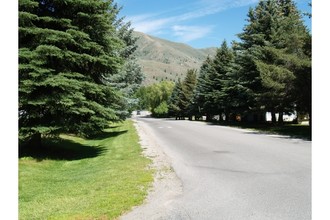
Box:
265 112 297 122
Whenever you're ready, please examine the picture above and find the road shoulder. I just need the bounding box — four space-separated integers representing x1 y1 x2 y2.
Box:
120 119 183 220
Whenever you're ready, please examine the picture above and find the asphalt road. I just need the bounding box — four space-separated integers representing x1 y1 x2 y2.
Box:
134 117 311 220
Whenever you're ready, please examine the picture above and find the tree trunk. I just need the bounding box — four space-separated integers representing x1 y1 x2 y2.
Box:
258 112 265 122
271 111 277 124
29 132 42 147
278 112 284 124
295 111 300 124
225 113 229 122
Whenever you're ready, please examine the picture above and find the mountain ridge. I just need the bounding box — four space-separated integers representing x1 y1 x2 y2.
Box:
132 31 217 85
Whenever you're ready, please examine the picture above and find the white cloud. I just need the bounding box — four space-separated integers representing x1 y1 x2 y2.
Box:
133 17 173 33
198 0 258 7
172 25 214 42
126 0 258 35
125 13 158 23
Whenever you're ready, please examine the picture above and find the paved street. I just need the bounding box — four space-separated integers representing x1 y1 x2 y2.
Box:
129 117 311 220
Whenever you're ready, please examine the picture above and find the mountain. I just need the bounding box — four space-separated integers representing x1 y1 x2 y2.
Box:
132 31 217 85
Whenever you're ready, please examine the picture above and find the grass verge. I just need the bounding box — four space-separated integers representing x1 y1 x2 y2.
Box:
19 120 153 220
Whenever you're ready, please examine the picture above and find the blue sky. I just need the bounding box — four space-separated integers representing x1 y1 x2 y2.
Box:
115 0 311 48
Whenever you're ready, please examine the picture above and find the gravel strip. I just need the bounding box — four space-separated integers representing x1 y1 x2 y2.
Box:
120 119 183 220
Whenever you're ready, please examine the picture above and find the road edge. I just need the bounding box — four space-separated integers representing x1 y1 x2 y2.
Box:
120 118 183 219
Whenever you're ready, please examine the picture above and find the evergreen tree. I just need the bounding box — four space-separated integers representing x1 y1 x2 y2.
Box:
168 69 197 120
195 58 221 120
108 58 145 117
181 69 198 120
234 0 311 123
234 0 279 122
277 0 311 124
200 46 226 120
192 41 236 121
294 32 311 125
256 47 296 122
168 80 184 119
221 56 251 120
192 57 214 120
19 0 135 144
258 0 311 123
209 41 235 120
107 9 144 116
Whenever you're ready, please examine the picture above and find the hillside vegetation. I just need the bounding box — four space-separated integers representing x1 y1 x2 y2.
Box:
133 31 216 84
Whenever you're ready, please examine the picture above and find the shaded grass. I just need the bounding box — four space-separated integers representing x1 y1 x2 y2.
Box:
19 120 153 220
209 121 311 140
19 138 106 161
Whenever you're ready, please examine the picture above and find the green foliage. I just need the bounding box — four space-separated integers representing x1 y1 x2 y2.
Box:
168 69 197 119
232 0 311 122
181 69 198 116
191 41 236 120
108 13 144 115
108 58 145 116
168 80 184 117
192 57 213 116
19 0 142 142
135 81 175 115
187 0 311 125
153 101 169 118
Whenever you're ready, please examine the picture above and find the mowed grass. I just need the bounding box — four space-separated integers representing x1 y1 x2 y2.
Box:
19 120 153 220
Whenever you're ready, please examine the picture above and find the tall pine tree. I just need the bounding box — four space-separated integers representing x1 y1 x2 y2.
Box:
168 80 184 119
192 41 236 121
181 69 198 120
209 41 235 120
234 0 311 123
19 0 136 145
107 5 145 118
192 56 214 120
168 69 197 120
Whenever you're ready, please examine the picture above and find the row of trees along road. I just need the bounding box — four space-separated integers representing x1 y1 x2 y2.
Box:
19 0 144 146
168 0 311 126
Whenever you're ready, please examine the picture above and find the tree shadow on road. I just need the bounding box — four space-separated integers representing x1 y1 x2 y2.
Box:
206 121 311 141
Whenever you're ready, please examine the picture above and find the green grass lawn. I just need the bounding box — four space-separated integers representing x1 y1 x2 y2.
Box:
19 120 153 220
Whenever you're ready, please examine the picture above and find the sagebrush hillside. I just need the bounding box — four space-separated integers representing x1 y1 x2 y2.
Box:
133 31 216 85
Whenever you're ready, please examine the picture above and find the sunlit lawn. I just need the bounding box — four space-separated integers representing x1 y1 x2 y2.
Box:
19 120 153 220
